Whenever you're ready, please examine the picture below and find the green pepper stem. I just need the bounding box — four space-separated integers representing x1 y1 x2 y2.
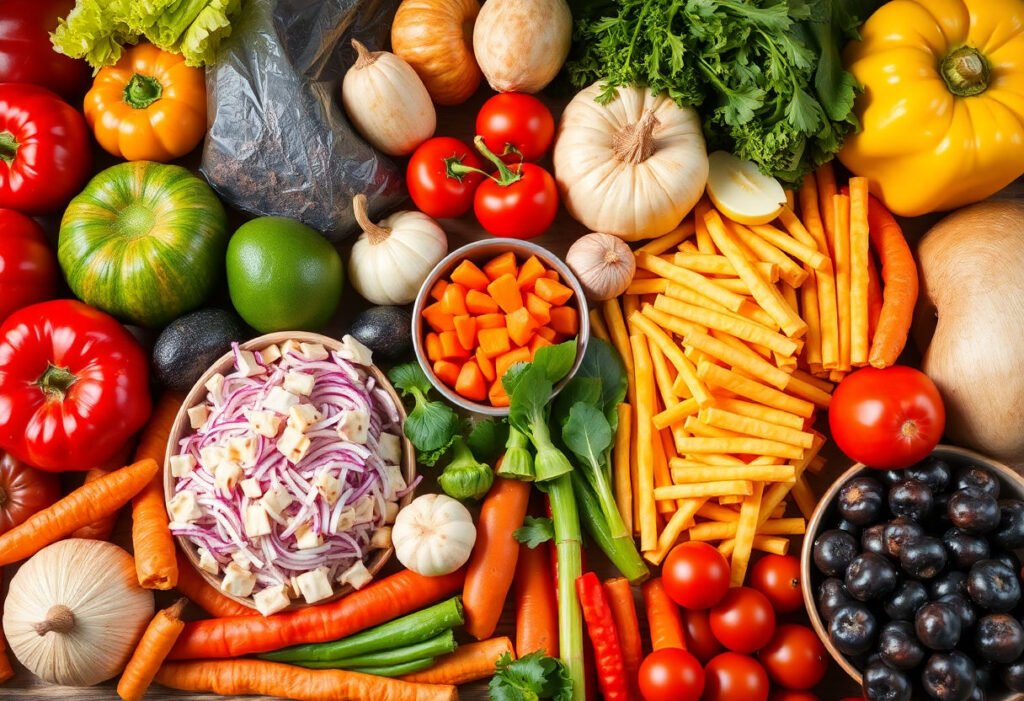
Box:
123 73 164 109
0 131 18 165
36 364 78 402
941 46 990 97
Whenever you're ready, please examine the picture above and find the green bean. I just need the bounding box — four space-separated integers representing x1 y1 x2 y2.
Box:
292 657 435 677
289 631 456 669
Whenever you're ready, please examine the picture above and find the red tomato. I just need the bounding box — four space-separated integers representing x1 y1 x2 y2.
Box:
770 693 822 701
758 624 828 690
682 608 724 664
829 366 945 469
0 0 91 100
750 555 804 614
0 449 59 534
406 137 486 219
710 587 776 653
638 648 704 701
476 93 555 162
0 209 58 323
474 162 558 239
703 652 770 701
663 541 731 610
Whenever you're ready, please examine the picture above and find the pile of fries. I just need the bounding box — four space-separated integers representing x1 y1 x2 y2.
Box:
590 165 879 585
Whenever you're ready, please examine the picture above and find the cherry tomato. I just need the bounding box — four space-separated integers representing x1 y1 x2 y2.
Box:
476 92 555 162
829 366 945 469
663 541 731 610
638 648 704 701
750 554 804 614
710 587 776 653
406 137 486 219
758 624 828 690
474 162 558 239
682 608 724 664
770 693 822 701
703 652 770 701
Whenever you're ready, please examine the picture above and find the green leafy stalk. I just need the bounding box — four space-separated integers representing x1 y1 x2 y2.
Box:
572 472 649 584
507 363 573 483
499 426 535 481
562 403 625 539
545 474 585 701
489 651 573 701
388 363 459 467
438 436 495 501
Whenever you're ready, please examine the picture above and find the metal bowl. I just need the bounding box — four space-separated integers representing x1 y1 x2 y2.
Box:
801 444 1024 698
411 238 590 416
164 331 417 611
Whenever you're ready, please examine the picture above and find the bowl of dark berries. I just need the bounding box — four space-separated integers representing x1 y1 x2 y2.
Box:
802 445 1024 701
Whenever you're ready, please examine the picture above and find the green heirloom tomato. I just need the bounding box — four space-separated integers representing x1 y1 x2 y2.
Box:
57 162 228 328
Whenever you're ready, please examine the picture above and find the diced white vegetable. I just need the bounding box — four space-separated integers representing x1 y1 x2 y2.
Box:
370 527 392 549
262 485 294 516
197 547 219 575
276 426 311 464
231 550 252 569
187 405 209 430
244 504 272 538
169 490 202 524
294 521 323 550
336 410 369 444
383 464 407 500
199 445 228 473
280 339 301 358
240 478 262 499
287 575 301 600
205 373 225 398
228 435 257 465
260 344 282 364
249 410 282 438
283 371 315 396
236 350 265 378
214 460 243 496
339 560 373 590
253 584 291 616
378 432 402 466
264 387 300 415
313 471 342 506
287 404 322 433
384 501 400 524
334 507 356 533
299 342 329 361
295 567 333 604
339 335 373 366
170 454 196 478
352 496 374 524
221 562 256 597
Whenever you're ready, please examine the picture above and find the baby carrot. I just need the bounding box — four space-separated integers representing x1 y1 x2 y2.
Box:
400 637 514 686
514 542 559 658
641 578 686 651
117 599 188 701
865 194 918 368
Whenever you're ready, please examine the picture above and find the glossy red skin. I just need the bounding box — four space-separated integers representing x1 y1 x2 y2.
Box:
682 608 724 664
770 693 822 701
0 208 57 323
829 365 945 469
710 587 777 654
406 137 486 219
663 541 731 610
702 652 770 701
0 449 59 534
476 92 555 162
474 162 558 239
0 0 90 100
0 300 151 471
638 648 704 701
758 624 828 690
750 554 804 614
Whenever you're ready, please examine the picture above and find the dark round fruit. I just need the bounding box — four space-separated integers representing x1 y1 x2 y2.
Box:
916 602 962 650
967 560 1021 613
862 524 888 557
889 479 934 522
837 518 862 536
905 458 953 493
878 620 926 670
884 518 925 559
152 308 251 392
955 466 1000 499
932 491 953 529
347 306 413 361
883 469 910 485
949 489 1001 535
839 476 888 526
813 529 860 577
862 660 911 701
993 499 1024 550
975 664 995 693
991 550 1021 573
900 535 947 580
1002 660 1024 692
931 571 967 599
922 651 976 701
846 553 900 601
885 580 929 621
818 578 854 623
829 603 879 657
974 614 1024 664
936 594 976 631
943 528 990 570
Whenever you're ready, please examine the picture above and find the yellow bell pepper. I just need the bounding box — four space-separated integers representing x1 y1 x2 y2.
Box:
839 0 1024 217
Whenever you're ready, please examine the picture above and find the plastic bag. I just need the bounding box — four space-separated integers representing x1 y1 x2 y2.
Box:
201 0 404 241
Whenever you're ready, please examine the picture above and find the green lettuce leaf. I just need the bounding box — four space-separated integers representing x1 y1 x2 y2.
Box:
50 0 136 70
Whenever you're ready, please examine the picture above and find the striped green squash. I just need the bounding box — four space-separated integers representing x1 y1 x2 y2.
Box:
58 162 228 328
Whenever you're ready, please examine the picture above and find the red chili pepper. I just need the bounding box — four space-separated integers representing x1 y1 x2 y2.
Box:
576 571 630 701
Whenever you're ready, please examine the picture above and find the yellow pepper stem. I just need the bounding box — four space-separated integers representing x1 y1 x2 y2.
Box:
941 46 990 97
123 73 164 109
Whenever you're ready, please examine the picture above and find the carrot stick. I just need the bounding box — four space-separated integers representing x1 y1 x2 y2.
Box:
173 549 253 618
515 541 559 658
170 568 466 659
641 578 685 651
0 571 13 685
832 194 852 371
117 599 188 701
865 194 918 368
132 392 184 590
867 251 883 341
848 177 871 366
603 578 641 694
400 637 514 686
463 475 531 640
0 459 158 567
816 162 838 252
155 659 456 701
613 404 633 535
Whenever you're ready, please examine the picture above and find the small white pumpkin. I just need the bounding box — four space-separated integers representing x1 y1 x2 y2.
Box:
553 82 709 242
392 493 476 577
348 194 448 305
3 539 154 686
342 40 436 156
472 0 571 93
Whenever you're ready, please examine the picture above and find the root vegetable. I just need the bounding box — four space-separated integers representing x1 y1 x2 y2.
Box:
472 0 571 93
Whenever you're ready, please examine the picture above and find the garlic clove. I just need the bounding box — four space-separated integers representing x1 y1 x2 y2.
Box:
566 232 636 301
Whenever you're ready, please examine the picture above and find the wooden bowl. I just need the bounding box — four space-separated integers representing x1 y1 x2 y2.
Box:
164 331 417 612
801 444 1024 699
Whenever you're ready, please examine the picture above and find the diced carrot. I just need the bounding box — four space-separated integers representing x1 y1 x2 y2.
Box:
535 326 557 342
440 283 468 316
422 302 455 332
496 347 532 381
425 332 443 362
455 361 488 401
530 335 553 356
544 270 559 280
476 313 505 330
453 315 477 351
430 279 449 302
451 260 491 291
466 289 499 315
517 256 547 290
483 252 518 281
433 360 461 387
549 306 579 336
525 293 552 325
534 277 573 305
439 330 470 360
486 274 524 314
476 348 496 382
478 327 511 358
489 379 510 407
506 308 539 348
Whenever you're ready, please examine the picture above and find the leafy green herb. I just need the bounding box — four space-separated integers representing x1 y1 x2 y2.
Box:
438 436 495 501
509 364 574 482
514 516 555 549
573 339 628 430
489 651 573 701
388 363 459 467
562 404 621 534
534 340 579 384
467 418 510 465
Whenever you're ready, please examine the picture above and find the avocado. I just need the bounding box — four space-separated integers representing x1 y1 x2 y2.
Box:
348 306 412 362
153 308 252 392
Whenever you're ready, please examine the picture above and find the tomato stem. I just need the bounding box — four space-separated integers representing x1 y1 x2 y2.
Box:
0 131 18 165
941 46 989 97
473 135 524 187
123 73 164 109
36 364 78 401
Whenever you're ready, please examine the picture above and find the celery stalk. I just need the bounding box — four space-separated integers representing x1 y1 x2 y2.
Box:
547 474 585 701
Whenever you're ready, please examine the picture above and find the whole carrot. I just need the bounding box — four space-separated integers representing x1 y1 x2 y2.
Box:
867 251 883 340
170 568 465 660
132 392 184 589
641 578 686 651
173 549 252 618
463 473 530 640
400 637 513 685
865 194 918 368
514 542 559 658
70 443 132 540
0 571 12 685
117 598 188 701
155 659 456 701
603 577 641 695
577 573 629 701
0 459 158 567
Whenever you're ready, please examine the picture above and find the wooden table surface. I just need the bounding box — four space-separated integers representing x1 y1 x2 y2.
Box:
3 81 1023 700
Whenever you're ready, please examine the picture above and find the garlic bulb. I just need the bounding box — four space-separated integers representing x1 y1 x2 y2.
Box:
392 494 476 576
565 233 636 301
3 539 154 686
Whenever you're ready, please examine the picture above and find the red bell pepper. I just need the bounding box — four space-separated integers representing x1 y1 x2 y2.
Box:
0 209 57 323
0 0 90 100
0 84 91 215
0 300 151 471
576 571 630 701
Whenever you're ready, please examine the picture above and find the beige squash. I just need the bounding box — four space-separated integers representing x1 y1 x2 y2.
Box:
472 0 572 93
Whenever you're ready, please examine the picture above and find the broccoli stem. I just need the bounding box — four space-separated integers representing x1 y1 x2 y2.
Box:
498 426 535 481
